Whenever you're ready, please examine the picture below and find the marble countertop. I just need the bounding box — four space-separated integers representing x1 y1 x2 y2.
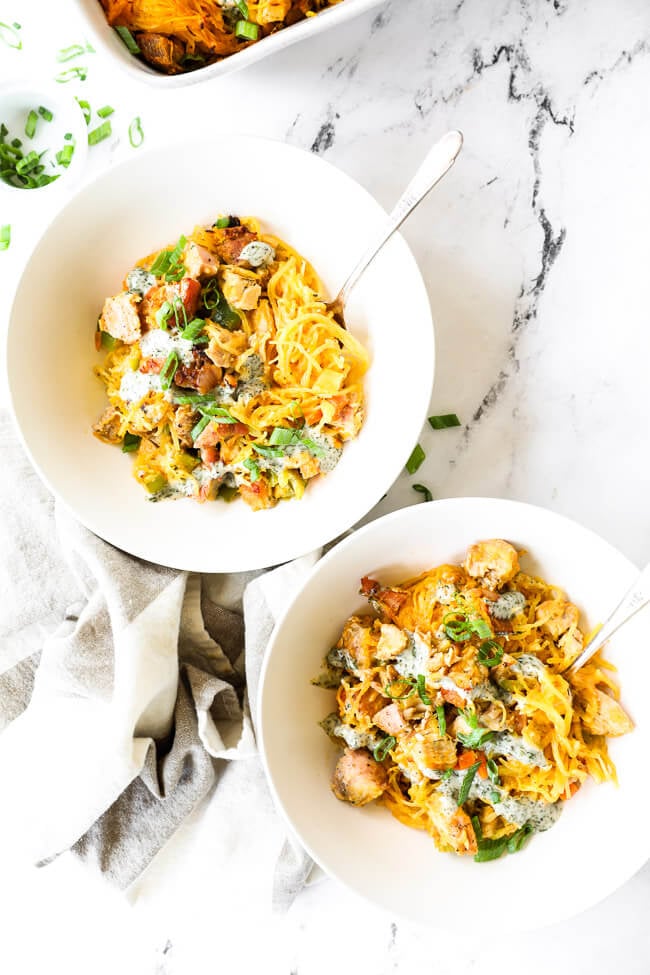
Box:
2 0 650 971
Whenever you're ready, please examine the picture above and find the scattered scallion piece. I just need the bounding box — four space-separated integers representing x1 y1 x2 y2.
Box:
88 120 111 146
214 216 230 228
10 138 21 149
0 224 11 251
473 823 534 863
236 0 249 15
443 611 493 643
405 443 425 474
64 132 72 141
436 704 446 736
384 678 416 700
0 21 21 49
114 25 140 54
24 110 38 139
38 106 53 122
122 432 141 453
128 116 144 149
191 414 211 442
202 279 240 329
159 350 179 390
57 43 86 62
412 483 432 502
76 99 91 127
416 674 431 706
243 457 260 482
457 761 481 806
373 736 396 762
163 235 187 282
235 19 260 41
56 67 88 83
457 726 495 749
428 413 461 430
487 758 500 785
97 105 114 118
252 443 284 459
180 318 206 342
156 300 173 329
477 639 504 667
55 144 75 168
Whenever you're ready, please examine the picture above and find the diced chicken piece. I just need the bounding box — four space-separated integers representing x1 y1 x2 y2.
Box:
582 689 634 737
338 616 378 670
375 623 409 662
174 352 222 393
373 703 407 736
411 733 458 772
558 628 583 663
428 792 477 854
99 292 141 344
171 404 197 448
194 420 247 450
92 406 123 444
137 32 184 74
213 225 258 264
294 450 320 480
184 241 219 278
331 748 387 806
256 0 291 23
465 539 520 590
206 339 236 370
239 478 272 511
536 599 580 640
220 268 261 311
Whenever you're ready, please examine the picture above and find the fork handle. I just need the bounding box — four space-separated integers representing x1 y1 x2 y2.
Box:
334 130 464 308
566 561 650 673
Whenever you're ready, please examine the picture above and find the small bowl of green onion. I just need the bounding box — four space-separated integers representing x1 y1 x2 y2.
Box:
0 83 88 194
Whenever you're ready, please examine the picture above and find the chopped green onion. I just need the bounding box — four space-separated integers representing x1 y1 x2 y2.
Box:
150 249 172 277
243 457 260 482
201 279 240 328
405 443 425 475
412 483 432 502
384 678 416 700
428 413 461 430
10 138 21 149
156 300 173 329
128 116 144 149
64 132 72 141
214 216 230 228
114 25 140 54
24 110 38 139
56 144 75 168
269 426 297 446
473 823 534 863
76 96 92 124
163 235 187 281
56 67 88 83
16 150 40 175
38 106 53 122
489 789 501 803
57 43 86 62
252 443 284 459
477 639 504 667
473 618 493 639
440 769 454 781
159 350 179 390
191 414 211 442
416 674 431 706
88 121 112 146
180 318 206 342
471 814 482 841
507 823 534 853
0 224 10 251
97 105 114 118
457 762 480 806
373 736 396 762
436 704 446 736
0 22 21 49
236 0 249 16
122 432 141 453
235 19 260 41
443 611 493 643
486 758 500 785
457 726 495 750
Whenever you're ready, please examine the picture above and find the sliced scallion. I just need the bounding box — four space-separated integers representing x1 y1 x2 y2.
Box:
214 216 230 228
235 19 259 40
159 350 179 390
487 758 500 785
0 22 21 49
56 67 88 83
416 674 431 706
88 120 111 146
56 143 75 168
38 106 53 122
405 443 425 475
76 98 91 124
114 25 140 54
128 116 144 149
412 483 432 502
24 110 38 139
0 224 11 251
436 704 446 736
191 414 211 442
477 639 504 667
57 43 86 62
180 318 206 342
428 413 461 430
373 736 396 762
243 457 260 482
97 105 114 118
457 761 480 806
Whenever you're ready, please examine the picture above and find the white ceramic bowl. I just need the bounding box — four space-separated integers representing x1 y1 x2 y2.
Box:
70 0 386 88
7 135 433 572
259 498 648 930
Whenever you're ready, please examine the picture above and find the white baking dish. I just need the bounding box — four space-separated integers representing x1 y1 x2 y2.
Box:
70 0 386 87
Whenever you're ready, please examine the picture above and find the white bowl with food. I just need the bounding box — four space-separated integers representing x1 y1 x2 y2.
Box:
258 498 647 930
71 0 386 86
7 135 433 572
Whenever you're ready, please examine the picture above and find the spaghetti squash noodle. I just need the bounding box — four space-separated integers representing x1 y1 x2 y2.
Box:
314 539 633 861
92 215 367 509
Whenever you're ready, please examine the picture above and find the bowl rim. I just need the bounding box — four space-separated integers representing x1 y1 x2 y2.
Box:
6 132 435 571
69 0 387 88
257 496 645 929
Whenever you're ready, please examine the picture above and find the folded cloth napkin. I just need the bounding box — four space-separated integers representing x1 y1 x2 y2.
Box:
0 411 317 905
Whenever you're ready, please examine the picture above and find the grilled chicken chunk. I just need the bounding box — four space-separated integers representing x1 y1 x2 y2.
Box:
331 748 387 806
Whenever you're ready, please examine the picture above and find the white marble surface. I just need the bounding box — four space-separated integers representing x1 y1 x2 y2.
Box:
2 0 650 971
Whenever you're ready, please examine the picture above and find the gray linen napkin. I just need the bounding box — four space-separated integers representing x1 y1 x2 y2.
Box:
0 411 317 906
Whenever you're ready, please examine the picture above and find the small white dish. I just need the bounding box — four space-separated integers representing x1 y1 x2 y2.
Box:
71 0 386 88
7 135 434 572
259 498 648 930
0 83 87 196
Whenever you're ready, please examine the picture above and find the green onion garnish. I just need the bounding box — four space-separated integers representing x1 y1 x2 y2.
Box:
150 249 172 277
457 761 480 806
214 216 230 229
64 132 72 141
159 350 179 390
121 432 141 453
76 99 91 125
0 21 21 49
56 144 75 168
56 67 88 83
156 300 173 329
88 121 111 146
0 224 11 251
373 736 396 762
477 639 504 667
114 25 140 54
269 427 297 446
443 611 492 643
440 769 454 781
38 106 53 122
457 713 495 749
235 19 260 41
243 457 260 482
487 758 500 785
436 704 446 736
236 0 250 15
202 280 240 329
191 414 211 442
412 483 432 502
384 678 416 700
180 318 206 342
252 443 284 459
97 105 114 118
416 674 431 706
128 116 144 149
405 443 425 475
428 413 461 430
161 235 187 282
57 43 86 62
10 138 21 149
16 150 40 175
473 823 534 863
24 111 38 139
